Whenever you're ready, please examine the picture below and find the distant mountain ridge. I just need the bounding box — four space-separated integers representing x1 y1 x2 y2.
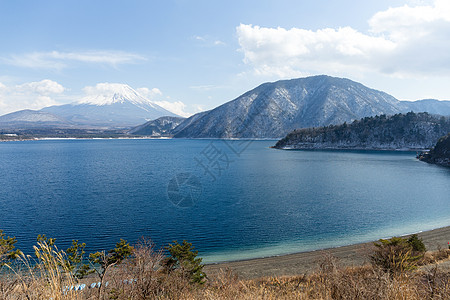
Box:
404 99 450 116
128 111 209 137
0 110 72 128
273 112 450 150
2 76 450 136
0 84 178 129
172 75 450 138
128 116 186 136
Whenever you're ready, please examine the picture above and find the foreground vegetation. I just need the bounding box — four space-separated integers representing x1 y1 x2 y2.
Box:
1 230 449 299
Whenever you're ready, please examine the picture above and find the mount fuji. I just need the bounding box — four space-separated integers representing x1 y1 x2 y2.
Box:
38 84 178 128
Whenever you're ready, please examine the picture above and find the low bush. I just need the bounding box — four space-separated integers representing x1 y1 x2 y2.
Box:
370 235 426 275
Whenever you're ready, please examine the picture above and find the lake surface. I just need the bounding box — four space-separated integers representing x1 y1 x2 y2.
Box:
0 139 449 263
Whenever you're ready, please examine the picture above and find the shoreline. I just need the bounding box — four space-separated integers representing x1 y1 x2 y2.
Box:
272 145 429 152
0 136 170 142
204 226 450 279
0 136 280 141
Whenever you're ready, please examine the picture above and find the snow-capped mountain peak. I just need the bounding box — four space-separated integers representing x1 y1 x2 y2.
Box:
37 83 179 128
78 83 157 108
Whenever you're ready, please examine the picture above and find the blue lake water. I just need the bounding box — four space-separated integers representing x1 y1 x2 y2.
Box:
0 139 449 263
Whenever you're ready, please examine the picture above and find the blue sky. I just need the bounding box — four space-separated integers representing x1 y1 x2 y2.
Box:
1 0 449 116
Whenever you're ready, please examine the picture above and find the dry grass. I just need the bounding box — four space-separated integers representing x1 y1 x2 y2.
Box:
422 248 450 265
0 242 82 300
1 243 449 299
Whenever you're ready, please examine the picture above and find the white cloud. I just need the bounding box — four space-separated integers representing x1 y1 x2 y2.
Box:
193 35 226 47
189 85 222 91
236 0 450 79
2 50 146 69
369 0 450 40
0 80 65 115
82 82 129 96
136 87 193 117
194 35 206 41
153 100 192 117
136 87 163 98
16 79 65 95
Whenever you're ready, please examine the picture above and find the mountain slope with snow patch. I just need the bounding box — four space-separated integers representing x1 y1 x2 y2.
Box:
40 84 178 128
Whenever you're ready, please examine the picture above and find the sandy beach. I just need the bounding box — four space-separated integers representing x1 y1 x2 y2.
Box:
204 226 450 279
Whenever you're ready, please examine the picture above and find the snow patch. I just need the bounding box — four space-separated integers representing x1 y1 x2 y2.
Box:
79 83 159 109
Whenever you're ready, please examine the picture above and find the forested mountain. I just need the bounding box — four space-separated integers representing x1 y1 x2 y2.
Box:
273 112 450 150
418 133 450 167
172 75 450 138
128 116 186 136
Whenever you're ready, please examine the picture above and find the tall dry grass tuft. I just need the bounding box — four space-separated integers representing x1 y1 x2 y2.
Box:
1 241 82 300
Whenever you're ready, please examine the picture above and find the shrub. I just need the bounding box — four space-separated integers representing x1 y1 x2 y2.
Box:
90 239 134 299
407 234 426 253
370 236 426 276
164 240 206 284
0 230 22 266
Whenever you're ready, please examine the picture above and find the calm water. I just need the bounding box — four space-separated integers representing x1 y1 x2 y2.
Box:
0 139 449 263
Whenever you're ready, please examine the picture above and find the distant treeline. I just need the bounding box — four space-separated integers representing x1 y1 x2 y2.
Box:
274 112 450 150
418 133 450 167
0 128 130 139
